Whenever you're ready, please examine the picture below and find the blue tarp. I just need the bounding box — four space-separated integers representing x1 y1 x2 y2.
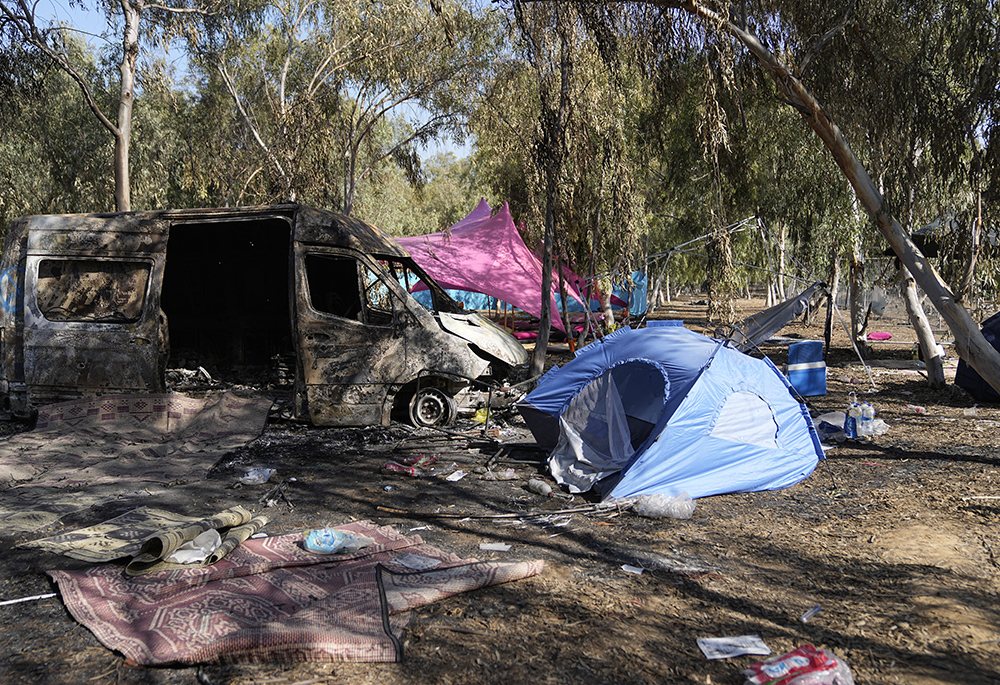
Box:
563 271 649 316
411 288 499 312
422 271 650 318
517 325 823 500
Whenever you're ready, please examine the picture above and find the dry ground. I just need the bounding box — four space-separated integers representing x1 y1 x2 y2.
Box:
1 297 999 685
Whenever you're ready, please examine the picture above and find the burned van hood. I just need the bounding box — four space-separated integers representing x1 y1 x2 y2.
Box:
437 312 528 367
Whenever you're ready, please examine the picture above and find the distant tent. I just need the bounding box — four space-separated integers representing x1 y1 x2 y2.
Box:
397 200 585 332
564 272 645 316
517 323 823 500
956 311 1000 402
725 281 826 352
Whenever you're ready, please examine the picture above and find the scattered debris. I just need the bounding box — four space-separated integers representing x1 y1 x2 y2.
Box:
632 492 695 519
239 468 276 486
304 529 375 554
697 635 771 660
800 605 822 623
0 592 57 607
481 467 517 481
742 645 855 684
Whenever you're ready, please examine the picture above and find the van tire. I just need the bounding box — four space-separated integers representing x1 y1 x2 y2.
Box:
408 387 456 427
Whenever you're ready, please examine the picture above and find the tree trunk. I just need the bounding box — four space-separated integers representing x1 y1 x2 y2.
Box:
115 0 141 212
955 192 982 306
601 286 614 330
824 245 841 360
706 222 736 325
901 265 946 388
777 222 787 300
673 0 1000 396
531 196 556 377
848 246 868 358
653 256 671 306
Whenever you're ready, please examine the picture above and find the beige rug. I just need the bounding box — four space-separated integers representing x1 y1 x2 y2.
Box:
19 505 268 575
0 392 272 532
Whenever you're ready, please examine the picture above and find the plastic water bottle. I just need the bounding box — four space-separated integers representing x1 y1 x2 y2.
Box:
859 403 875 437
528 478 553 496
844 399 861 439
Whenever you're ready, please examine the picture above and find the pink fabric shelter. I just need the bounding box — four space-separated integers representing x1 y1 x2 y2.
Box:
397 200 586 332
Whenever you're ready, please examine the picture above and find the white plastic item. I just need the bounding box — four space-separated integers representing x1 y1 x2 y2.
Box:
859 403 875 437
165 529 222 564
633 492 695 519
240 468 276 485
304 529 375 554
528 478 553 496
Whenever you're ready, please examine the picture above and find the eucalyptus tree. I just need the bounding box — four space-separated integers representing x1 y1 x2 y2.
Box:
477 2 647 372
0 37 115 224
549 0 1000 394
0 0 262 212
189 0 498 214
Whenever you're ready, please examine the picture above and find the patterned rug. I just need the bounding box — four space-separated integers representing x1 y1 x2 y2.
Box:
49 520 545 665
0 392 272 532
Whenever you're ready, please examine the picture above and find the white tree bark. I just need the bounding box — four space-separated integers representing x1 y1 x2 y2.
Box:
901 265 946 388
115 0 142 212
848 244 867 356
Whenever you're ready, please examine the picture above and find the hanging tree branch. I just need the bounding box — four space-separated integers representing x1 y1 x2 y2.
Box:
564 0 1000 396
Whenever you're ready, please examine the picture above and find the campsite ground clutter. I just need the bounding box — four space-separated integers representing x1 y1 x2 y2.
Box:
0 298 997 684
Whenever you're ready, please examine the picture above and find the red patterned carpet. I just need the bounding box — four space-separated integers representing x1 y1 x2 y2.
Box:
49 520 545 665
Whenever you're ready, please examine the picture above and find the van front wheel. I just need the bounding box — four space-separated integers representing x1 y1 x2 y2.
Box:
408 387 456 427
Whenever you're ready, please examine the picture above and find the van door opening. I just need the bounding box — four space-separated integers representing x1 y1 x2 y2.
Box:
161 217 294 385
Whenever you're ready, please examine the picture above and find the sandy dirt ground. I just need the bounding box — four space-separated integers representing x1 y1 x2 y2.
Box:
1 297 998 685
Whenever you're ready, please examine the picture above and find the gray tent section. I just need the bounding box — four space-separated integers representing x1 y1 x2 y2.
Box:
725 282 826 352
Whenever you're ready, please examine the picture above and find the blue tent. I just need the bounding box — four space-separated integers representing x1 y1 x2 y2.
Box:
517 323 823 500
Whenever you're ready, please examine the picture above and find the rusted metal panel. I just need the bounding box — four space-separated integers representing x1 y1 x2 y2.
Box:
293 206 408 257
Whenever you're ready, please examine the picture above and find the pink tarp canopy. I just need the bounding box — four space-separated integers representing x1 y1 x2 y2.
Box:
397 200 586 332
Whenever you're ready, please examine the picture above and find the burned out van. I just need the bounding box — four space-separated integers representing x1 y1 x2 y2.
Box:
0 205 528 426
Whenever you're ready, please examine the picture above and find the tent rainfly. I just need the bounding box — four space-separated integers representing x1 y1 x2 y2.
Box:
517 323 824 500
396 200 585 332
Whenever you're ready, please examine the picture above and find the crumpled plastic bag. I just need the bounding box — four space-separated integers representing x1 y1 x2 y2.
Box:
165 528 222 564
633 492 695 519
743 644 854 685
239 468 276 485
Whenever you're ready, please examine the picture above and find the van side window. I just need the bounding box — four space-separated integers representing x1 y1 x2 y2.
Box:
37 259 150 323
360 263 395 326
305 254 362 319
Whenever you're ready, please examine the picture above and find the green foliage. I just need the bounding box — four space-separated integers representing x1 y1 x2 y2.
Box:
3 0 997 308
183 0 500 214
0 36 115 229
474 2 648 288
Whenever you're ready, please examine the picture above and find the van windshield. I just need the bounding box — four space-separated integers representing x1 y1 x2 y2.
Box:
378 256 463 315
36 259 150 323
